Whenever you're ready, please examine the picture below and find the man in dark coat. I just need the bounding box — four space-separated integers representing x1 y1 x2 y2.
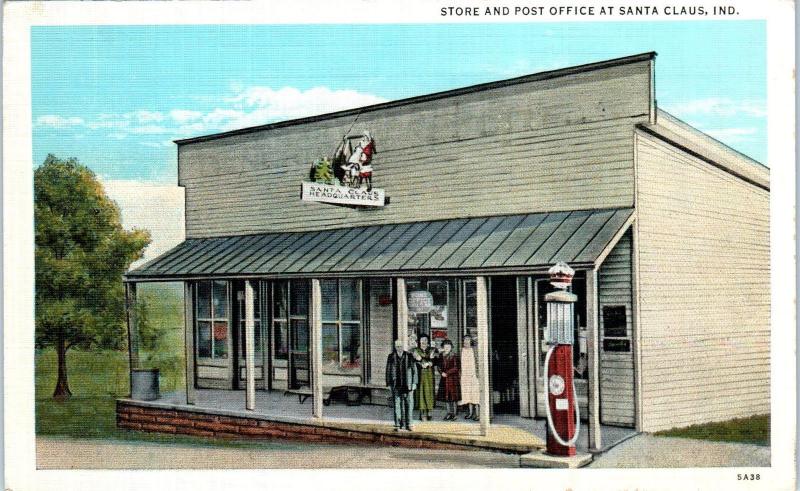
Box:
386 339 418 431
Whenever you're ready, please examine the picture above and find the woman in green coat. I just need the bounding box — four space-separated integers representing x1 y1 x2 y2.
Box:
412 334 438 421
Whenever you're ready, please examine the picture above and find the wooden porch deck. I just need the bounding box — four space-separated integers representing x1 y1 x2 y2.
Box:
117 389 635 455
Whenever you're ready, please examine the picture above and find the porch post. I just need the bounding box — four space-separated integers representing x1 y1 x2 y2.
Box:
310 279 324 418
184 282 196 405
124 282 140 397
476 276 490 436
245 280 256 411
395 278 408 350
586 268 602 450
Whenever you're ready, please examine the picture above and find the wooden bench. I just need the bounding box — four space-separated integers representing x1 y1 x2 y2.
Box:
285 383 386 406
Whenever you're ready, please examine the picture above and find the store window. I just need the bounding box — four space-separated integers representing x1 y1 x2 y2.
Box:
196 280 229 360
407 278 454 350
321 279 362 374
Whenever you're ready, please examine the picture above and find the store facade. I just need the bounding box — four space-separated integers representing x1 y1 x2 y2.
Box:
121 52 769 443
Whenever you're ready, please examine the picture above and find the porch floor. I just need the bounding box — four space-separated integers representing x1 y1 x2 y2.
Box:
122 389 635 454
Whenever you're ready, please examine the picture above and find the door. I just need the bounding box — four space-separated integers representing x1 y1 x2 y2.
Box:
270 280 310 390
233 281 265 389
288 280 310 389
489 276 520 414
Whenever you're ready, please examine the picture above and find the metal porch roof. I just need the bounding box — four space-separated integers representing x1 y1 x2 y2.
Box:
126 208 634 280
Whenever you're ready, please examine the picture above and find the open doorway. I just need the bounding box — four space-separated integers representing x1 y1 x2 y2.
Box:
490 276 519 414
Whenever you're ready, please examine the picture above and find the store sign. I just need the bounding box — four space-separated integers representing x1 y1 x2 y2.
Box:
301 181 386 207
407 289 434 313
301 130 388 207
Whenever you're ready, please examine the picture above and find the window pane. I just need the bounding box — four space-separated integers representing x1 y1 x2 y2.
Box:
428 280 448 306
197 321 212 358
213 321 228 359
321 280 338 321
274 321 288 360
213 281 228 318
465 281 477 329
291 319 308 351
340 323 361 371
322 323 339 368
273 281 288 319
290 280 309 316
340 279 360 321
197 281 211 318
255 321 262 355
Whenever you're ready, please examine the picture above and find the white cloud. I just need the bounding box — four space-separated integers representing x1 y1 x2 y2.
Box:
169 109 203 123
36 115 84 128
101 178 185 269
42 86 386 141
664 98 766 118
127 110 165 123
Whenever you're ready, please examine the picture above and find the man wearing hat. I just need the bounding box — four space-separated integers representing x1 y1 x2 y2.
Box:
386 339 418 431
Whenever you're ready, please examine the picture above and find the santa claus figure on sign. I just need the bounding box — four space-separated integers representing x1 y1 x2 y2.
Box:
347 131 377 191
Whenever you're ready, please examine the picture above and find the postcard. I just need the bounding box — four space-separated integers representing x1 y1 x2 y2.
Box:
3 1 795 490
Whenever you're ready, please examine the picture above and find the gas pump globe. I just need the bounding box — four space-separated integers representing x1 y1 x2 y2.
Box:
543 261 580 456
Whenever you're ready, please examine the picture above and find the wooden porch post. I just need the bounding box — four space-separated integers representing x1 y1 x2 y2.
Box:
476 276 490 436
125 282 140 397
244 280 256 411
310 279 323 418
184 282 196 405
395 278 408 350
586 268 602 450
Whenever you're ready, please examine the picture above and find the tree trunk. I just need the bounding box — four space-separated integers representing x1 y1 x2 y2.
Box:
53 337 72 401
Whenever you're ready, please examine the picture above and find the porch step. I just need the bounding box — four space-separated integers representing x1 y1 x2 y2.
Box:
519 451 593 468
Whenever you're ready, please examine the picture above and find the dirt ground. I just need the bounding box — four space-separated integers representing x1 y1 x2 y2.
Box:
37 433 771 470
36 436 520 469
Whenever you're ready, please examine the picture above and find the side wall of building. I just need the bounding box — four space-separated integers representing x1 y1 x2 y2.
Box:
178 61 652 237
634 133 770 432
597 229 635 426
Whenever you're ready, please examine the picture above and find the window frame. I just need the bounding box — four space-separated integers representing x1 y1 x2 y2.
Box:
320 279 363 375
195 280 231 363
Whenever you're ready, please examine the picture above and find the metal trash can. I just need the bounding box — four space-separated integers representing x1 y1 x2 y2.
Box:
131 368 160 401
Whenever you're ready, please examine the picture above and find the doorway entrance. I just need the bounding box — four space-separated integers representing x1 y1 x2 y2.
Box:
490 276 519 414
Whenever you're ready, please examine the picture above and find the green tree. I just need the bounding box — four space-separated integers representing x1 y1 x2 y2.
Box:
313 157 334 184
35 155 150 400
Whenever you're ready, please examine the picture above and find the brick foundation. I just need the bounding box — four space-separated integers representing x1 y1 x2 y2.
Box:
116 400 512 453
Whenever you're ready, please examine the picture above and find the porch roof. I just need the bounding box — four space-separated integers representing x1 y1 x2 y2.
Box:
125 207 634 281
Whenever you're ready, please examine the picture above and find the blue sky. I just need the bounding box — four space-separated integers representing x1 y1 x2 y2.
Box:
32 21 767 184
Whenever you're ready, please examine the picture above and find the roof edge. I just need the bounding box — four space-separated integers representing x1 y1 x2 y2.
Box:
174 52 656 146
637 114 769 191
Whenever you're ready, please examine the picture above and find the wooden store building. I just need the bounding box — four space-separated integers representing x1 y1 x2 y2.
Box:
120 52 770 450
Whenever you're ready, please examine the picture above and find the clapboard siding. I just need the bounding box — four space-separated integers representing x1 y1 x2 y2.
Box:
179 61 652 237
597 230 635 426
635 133 770 433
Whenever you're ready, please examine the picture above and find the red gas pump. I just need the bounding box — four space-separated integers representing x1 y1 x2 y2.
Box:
543 262 580 456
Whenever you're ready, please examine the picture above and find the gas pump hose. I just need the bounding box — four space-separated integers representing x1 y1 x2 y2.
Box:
543 345 581 447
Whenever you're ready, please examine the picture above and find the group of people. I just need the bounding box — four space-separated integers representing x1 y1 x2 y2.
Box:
385 334 481 431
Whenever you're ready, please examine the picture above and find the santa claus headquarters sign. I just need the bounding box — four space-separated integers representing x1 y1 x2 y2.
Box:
301 182 386 207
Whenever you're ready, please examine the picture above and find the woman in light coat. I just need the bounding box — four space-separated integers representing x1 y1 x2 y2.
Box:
459 334 480 421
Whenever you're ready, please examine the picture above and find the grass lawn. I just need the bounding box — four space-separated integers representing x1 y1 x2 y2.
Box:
655 414 770 446
35 283 304 450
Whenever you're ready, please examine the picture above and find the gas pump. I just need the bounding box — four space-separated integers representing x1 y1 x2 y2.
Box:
543 261 580 456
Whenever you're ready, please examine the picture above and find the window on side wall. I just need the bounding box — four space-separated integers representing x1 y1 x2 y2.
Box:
321 278 362 375
196 280 229 360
